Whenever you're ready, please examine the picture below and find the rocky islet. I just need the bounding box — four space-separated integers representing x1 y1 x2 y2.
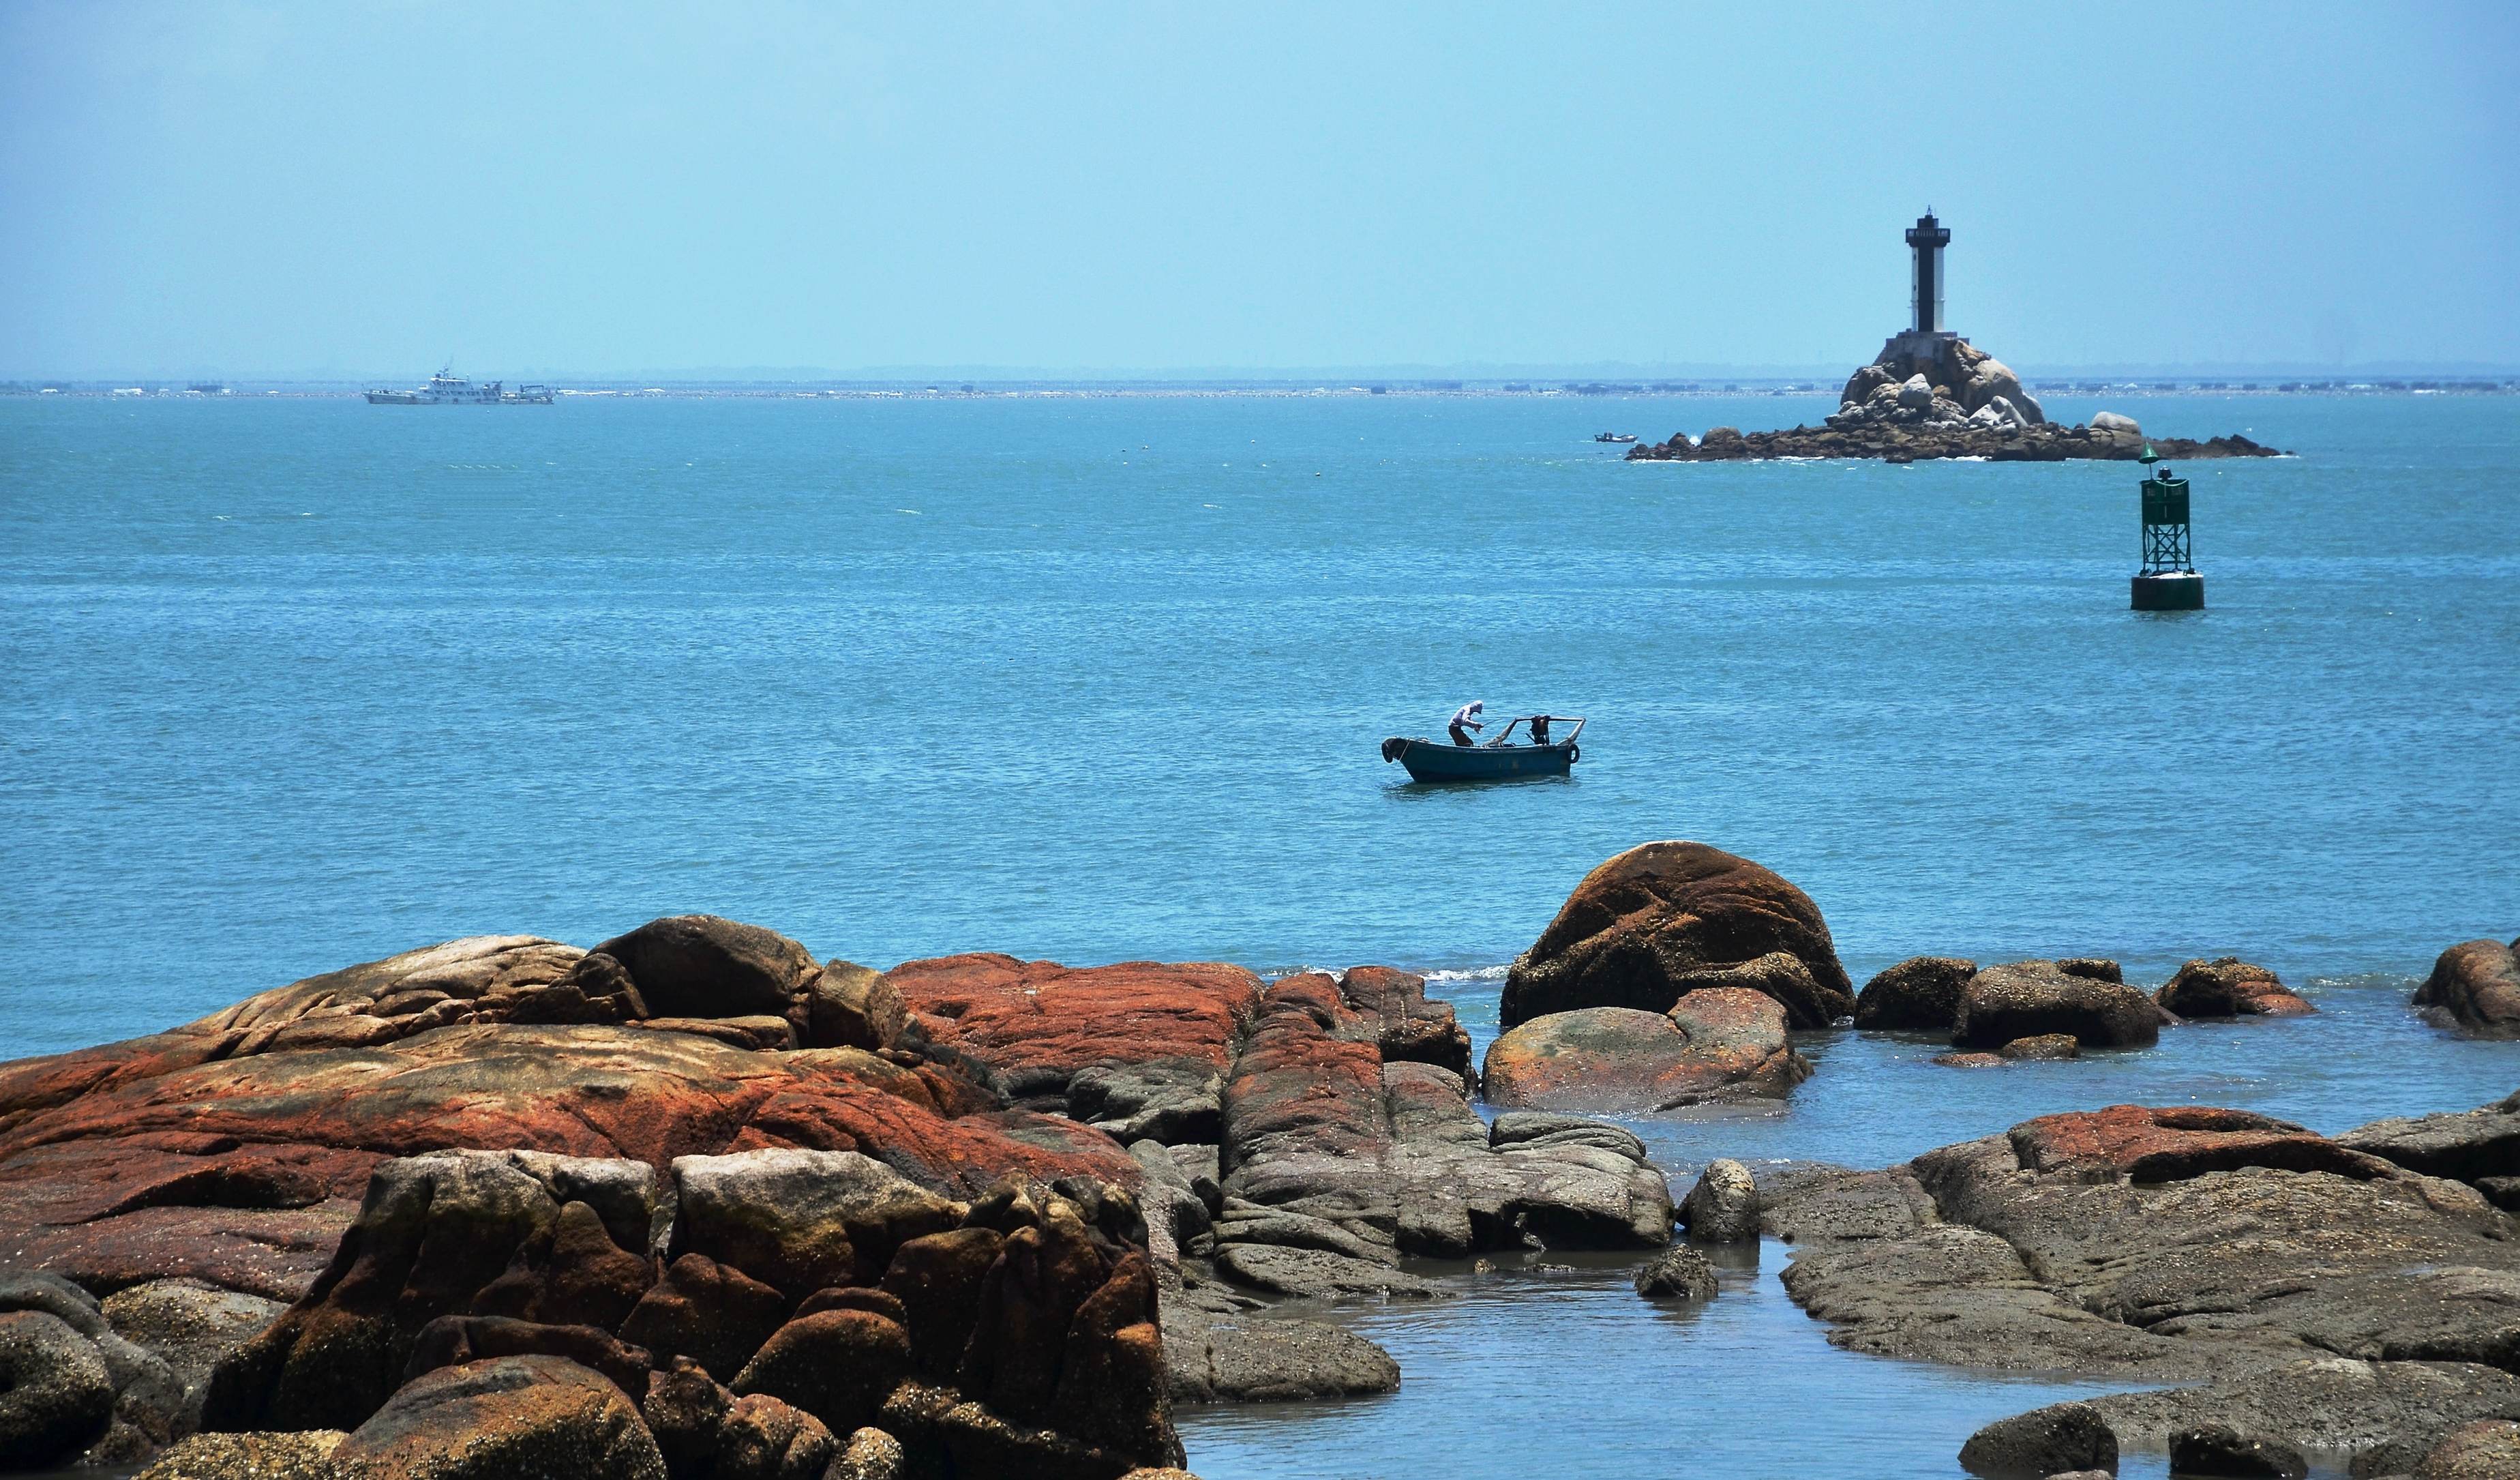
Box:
1625 331 2288 464
0 861 2506 1476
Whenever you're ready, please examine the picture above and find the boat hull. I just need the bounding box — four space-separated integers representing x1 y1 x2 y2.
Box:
1385 738 1577 782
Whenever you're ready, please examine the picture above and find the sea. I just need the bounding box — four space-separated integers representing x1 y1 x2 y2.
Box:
3 389 2516 1478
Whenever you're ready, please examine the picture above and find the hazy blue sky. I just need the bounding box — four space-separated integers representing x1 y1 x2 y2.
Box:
4 3 2515 377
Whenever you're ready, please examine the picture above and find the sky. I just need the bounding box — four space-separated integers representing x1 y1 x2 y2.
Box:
3 2 2516 379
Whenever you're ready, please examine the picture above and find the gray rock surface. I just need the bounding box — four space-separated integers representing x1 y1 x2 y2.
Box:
1678 1159 1760 1242
1952 960 2161 1049
0 1307 117 1467
1211 1244 1441 1301
1853 956 1979 1031
1159 1288 1401 1402
2341 1093 2520 1185
2398 1417 2520 1479
2168 1421 2308 1478
1632 1246 1719 1300
1068 1059 1225 1145
1218 979 1671 1275
1760 1102 2520 1468
1957 1401 2117 1477
104 1279 288 1423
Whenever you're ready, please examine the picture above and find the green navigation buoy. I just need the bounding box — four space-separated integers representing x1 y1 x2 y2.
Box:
2131 446 2204 610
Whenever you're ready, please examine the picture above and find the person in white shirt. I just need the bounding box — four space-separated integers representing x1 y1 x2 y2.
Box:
1448 700 1486 747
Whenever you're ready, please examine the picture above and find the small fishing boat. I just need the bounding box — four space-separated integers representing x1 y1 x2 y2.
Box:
1593 432 1638 443
1381 715 1585 782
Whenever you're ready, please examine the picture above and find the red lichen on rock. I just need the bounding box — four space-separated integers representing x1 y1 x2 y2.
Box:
2007 1105 2402 1185
882 953 1264 1097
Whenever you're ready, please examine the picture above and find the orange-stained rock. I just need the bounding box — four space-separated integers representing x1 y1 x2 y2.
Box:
881 955 1264 1101
1501 842 1852 1030
0 1014 1140 1303
2415 938 2520 1039
1218 985 1387 1170
1326 967 1473 1078
2155 958 2313 1019
2003 1105 2402 1185
1480 989 1811 1113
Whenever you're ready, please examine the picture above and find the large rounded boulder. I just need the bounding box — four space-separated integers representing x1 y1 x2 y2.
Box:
2414 938 2520 1039
1952 960 2161 1050
1501 842 1852 1031
588 916 817 1021
1481 989 1811 1113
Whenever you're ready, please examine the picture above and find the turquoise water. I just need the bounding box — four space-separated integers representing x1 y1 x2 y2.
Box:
3 391 2517 1476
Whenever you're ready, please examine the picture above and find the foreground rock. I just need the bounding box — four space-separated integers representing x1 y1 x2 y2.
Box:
184 1146 1180 1476
2156 958 2314 1018
0 921 1246 1473
2415 938 2520 1038
1500 842 1852 1031
1951 960 2161 1050
1760 1099 2520 1471
0 1270 188 1466
329 1353 665 1480
1480 990 1810 1112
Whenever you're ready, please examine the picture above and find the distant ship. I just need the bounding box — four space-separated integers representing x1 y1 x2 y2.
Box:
365 367 553 405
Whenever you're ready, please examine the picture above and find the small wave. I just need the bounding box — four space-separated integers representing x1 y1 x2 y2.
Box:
1422 964 1510 984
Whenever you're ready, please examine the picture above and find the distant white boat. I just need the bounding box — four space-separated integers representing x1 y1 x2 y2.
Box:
366 366 552 405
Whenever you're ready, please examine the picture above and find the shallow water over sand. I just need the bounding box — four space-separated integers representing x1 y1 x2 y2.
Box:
3 390 2515 1475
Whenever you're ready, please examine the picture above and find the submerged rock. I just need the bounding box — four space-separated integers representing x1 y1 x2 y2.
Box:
2157 958 2314 1019
1951 960 2161 1050
2167 1422 2307 1479
1500 842 1852 1030
1957 1402 2117 1478
1853 956 1979 1031
1997 1033 2080 1061
1480 990 1810 1113
1632 1247 1719 1301
2414 938 2520 1038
